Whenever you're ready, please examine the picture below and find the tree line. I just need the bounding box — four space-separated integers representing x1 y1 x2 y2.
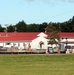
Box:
0 16 74 32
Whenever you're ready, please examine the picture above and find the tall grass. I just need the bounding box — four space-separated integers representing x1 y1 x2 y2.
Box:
0 54 74 75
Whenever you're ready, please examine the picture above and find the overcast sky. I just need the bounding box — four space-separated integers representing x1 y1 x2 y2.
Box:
0 0 74 26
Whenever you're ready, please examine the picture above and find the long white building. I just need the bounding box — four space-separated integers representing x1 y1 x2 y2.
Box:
0 32 74 52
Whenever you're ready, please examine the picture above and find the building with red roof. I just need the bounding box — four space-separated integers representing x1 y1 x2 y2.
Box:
0 32 74 53
0 32 47 51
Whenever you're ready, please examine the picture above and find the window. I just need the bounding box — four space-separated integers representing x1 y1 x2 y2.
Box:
6 43 10 45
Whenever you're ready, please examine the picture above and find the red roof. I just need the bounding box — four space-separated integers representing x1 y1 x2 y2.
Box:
0 32 40 42
59 32 74 38
0 32 74 42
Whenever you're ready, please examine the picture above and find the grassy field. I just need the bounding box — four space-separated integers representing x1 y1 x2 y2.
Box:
0 54 74 75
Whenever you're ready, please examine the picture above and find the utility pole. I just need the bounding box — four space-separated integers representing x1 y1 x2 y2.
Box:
4 24 9 36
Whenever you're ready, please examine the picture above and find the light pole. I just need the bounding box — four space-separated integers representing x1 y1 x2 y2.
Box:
65 38 68 51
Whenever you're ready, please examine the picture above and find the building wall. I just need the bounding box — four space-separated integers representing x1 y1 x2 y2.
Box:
0 32 74 51
0 42 31 50
31 36 47 49
61 38 74 42
61 38 74 46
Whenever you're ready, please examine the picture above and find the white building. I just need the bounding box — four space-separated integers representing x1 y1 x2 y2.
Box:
0 32 74 53
0 32 47 51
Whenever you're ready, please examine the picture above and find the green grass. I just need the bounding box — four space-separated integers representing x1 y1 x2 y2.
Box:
0 54 74 75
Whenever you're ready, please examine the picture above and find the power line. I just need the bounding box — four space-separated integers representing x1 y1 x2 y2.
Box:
28 10 74 23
